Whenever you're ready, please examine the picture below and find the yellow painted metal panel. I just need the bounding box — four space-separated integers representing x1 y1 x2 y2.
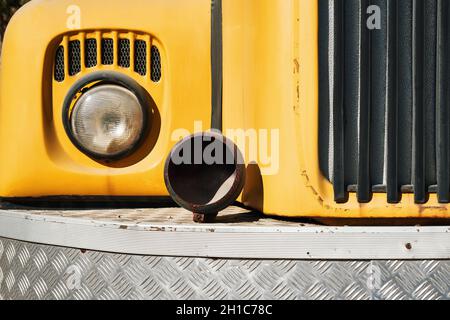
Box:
0 0 449 219
222 0 450 218
0 0 211 197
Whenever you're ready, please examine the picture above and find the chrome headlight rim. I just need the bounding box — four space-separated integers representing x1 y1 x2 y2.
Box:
62 72 150 161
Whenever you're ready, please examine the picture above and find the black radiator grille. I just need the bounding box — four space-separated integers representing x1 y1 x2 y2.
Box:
319 0 449 204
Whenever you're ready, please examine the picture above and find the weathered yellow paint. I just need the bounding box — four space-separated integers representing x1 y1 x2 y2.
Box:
0 0 448 218
223 0 449 219
0 0 211 197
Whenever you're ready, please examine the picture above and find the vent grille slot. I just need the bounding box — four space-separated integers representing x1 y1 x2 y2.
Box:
134 40 147 76
85 38 97 68
151 46 162 82
118 39 131 68
54 46 65 82
101 38 114 65
54 33 161 82
319 0 446 204
68 40 81 76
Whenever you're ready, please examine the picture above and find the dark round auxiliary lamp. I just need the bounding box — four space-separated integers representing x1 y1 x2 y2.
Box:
164 131 246 223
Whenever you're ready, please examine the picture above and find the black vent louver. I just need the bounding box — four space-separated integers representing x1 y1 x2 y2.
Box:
85 38 97 68
101 38 114 65
118 39 131 68
134 40 147 76
68 40 81 76
54 46 65 82
319 0 448 204
151 45 162 82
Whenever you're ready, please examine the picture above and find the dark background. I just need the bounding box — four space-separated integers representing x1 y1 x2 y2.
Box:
1 0 29 47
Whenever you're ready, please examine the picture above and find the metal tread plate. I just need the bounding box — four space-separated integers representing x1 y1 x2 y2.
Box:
0 237 449 300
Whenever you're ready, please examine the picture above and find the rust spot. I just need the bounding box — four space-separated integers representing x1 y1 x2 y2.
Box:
301 170 325 207
293 59 300 74
80 249 87 254
119 225 128 230
418 204 448 216
405 243 412 250
148 227 165 232
193 213 218 224
300 170 350 213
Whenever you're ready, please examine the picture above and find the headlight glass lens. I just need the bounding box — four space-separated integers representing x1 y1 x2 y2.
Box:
70 84 145 158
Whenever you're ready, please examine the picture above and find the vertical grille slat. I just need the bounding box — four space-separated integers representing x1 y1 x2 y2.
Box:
331 0 346 203
436 0 450 203
343 0 361 190
357 0 372 203
370 0 388 190
320 0 445 204
386 0 400 203
412 0 426 203
397 0 414 188
423 1 438 190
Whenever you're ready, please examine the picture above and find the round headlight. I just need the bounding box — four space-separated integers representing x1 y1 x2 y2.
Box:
69 84 146 159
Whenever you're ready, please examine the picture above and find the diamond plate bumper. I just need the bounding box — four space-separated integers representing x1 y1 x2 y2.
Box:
0 238 449 300
0 207 449 300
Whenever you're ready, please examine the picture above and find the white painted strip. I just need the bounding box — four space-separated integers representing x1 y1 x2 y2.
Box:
0 210 449 260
